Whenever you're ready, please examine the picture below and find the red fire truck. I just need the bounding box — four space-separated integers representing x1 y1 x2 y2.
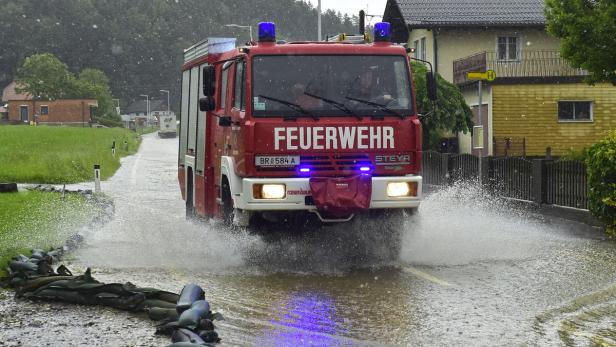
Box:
178 22 434 227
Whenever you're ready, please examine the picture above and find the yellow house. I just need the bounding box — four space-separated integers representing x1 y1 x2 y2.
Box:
384 0 616 156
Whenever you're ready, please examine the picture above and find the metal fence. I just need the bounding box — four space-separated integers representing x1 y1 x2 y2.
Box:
492 157 533 201
421 151 447 185
546 160 588 210
450 154 479 182
422 151 588 210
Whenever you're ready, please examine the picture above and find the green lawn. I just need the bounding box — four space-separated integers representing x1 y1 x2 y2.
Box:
0 126 141 183
0 191 96 277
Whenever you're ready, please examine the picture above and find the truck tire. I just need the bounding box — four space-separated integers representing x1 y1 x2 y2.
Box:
221 180 234 226
185 169 194 219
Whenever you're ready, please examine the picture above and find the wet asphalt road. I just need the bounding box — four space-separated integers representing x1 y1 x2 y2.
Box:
4 133 616 347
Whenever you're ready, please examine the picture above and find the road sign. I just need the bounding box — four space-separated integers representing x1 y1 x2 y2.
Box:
467 70 496 82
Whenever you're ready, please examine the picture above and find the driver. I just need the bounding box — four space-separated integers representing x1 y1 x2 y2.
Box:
350 68 393 105
291 83 320 108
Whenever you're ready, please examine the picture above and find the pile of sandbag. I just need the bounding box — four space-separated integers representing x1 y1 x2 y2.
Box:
152 283 222 346
4 249 222 347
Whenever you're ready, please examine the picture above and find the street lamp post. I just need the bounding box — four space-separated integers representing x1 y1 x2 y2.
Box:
317 0 322 41
225 24 253 42
159 90 170 114
140 94 149 128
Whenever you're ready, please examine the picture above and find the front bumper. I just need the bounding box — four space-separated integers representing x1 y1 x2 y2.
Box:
233 175 422 211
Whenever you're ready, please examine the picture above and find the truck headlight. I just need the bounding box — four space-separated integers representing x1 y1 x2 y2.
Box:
253 184 286 199
387 182 417 197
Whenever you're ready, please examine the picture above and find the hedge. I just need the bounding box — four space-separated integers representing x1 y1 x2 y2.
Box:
586 130 616 235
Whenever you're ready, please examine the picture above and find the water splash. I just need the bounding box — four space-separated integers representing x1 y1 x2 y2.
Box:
400 182 575 267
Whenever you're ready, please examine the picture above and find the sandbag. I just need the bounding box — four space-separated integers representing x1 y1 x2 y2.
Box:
197 330 220 343
20 275 76 293
30 250 46 260
196 319 214 331
171 328 206 344
96 292 145 311
155 320 180 336
139 299 178 310
148 307 180 322
9 261 38 273
131 288 180 304
167 343 209 347
14 254 30 262
176 284 205 314
26 288 89 305
178 300 210 329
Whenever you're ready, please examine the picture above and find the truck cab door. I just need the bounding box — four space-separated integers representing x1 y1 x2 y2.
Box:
228 59 246 174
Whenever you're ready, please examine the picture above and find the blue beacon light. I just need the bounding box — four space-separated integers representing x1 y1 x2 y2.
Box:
299 167 311 173
373 22 391 42
258 22 276 42
360 166 371 173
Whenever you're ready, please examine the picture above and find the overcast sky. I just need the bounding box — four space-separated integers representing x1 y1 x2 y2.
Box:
307 0 388 22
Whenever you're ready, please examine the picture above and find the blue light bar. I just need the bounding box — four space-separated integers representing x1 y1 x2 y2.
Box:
373 22 391 42
360 166 371 172
299 167 311 173
258 22 276 42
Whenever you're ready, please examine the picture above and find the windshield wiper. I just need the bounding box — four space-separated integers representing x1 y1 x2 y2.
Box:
257 94 319 120
345 96 406 120
303 92 362 120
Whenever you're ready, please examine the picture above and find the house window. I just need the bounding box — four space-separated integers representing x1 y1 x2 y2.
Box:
558 101 592 121
414 38 426 61
40 105 49 115
497 36 519 61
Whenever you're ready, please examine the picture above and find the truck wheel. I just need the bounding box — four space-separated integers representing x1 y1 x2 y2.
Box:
185 169 194 219
221 181 234 226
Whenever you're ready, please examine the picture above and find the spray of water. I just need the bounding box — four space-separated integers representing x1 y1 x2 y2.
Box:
400 182 576 267
70 135 583 275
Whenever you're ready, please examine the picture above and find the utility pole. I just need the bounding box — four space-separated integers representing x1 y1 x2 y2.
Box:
317 0 322 41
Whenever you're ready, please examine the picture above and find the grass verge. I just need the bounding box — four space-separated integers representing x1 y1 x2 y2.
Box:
0 126 141 184
0 191 97 278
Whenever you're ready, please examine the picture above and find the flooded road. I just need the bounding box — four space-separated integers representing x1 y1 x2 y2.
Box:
12 133 616 346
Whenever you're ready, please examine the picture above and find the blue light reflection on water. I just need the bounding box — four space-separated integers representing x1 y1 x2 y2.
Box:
259 291 352 346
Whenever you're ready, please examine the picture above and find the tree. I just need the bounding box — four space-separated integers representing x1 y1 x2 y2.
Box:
16 53 117 120
546 0 616 85
15 53 76 100
75 68 115 118
411 61 474 149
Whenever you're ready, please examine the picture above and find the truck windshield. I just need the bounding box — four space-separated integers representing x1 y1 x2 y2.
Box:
252 55 413 117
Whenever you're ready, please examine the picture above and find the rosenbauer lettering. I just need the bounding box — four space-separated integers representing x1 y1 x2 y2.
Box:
274 126 395 151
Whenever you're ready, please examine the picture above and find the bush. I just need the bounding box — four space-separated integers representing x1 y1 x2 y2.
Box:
586 130 616 234
560 147 589 162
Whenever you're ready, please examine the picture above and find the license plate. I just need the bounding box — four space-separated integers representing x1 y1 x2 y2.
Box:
255 156 300 167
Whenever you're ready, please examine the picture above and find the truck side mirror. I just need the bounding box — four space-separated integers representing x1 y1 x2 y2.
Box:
426 71 437 101
199 96 215 111
202 65 216 97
